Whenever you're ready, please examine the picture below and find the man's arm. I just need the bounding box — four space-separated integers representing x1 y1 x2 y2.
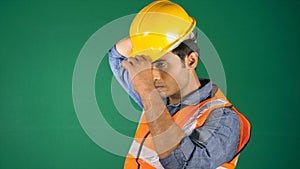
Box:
110 37 186 157
142 89 185 158
108 37 143 108
122 55 185 158
159 108 240 169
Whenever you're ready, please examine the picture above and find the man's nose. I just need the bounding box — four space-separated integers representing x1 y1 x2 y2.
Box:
152 68 161 81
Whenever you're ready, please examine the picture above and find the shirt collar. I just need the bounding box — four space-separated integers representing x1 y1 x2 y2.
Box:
181 78 212 106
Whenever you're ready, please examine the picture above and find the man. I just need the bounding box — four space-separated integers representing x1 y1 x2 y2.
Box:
108 1 250 169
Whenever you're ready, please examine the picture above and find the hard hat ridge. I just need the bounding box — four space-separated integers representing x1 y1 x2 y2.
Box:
181 30 200 54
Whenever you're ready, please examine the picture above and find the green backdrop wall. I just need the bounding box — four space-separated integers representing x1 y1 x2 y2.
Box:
1 0 299 168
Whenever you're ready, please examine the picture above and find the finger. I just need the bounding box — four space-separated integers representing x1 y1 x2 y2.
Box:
140 55 147 60
121 60 128 69
134 56 140 61
142 55 152 62
122 60 132 69
127 57 136 65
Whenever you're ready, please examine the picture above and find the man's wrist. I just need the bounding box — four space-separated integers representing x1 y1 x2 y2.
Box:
138 87 156 102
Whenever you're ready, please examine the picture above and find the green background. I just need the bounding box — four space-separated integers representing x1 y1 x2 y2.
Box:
1 0 299 168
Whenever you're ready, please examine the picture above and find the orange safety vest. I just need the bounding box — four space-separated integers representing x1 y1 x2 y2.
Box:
124 86 251 169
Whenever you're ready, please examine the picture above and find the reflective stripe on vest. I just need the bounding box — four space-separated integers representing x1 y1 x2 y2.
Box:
124 87 251 169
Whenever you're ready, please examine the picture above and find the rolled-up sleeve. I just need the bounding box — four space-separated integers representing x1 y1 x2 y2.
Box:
159 107 240 169
108 45 143 108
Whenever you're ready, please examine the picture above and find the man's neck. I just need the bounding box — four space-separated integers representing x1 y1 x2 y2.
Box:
169 75 201 105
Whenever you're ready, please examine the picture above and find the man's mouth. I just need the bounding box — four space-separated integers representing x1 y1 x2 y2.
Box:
154 85 165 92
155 86 163 90
154 84 164 88
155 85 163 88
154 82 166 91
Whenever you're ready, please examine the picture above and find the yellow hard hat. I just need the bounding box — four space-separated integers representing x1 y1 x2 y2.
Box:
129 0 196 61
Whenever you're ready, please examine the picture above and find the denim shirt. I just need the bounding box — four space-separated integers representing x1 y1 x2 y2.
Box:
108 46 241 169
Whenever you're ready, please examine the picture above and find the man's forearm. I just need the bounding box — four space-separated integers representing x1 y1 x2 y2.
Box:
141 90 185 159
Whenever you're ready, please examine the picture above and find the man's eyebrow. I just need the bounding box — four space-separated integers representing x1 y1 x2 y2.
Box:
152 59 166 64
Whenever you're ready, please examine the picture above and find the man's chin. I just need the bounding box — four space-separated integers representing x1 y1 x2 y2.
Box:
158 91 169 98
156 88 167 98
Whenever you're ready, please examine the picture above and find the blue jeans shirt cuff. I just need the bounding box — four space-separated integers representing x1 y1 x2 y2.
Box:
159 136 195 168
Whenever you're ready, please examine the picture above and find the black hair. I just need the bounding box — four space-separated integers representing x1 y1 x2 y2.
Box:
171 31 199 64
171 42 195 62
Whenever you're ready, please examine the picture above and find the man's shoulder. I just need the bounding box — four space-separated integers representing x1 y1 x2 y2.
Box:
208 106 240 122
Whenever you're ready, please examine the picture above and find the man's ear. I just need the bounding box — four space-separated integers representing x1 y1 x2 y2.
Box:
184 52 199 69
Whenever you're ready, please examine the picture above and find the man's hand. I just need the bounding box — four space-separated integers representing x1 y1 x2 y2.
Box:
122 55 155 95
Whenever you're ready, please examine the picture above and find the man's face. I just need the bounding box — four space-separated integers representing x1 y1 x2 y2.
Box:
151 52 190 99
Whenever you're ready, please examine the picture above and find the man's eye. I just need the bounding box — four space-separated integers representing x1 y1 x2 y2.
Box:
156 62 167 68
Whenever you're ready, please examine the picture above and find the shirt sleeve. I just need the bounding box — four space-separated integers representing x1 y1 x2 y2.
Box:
159 107 241 169
108 45 143 108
